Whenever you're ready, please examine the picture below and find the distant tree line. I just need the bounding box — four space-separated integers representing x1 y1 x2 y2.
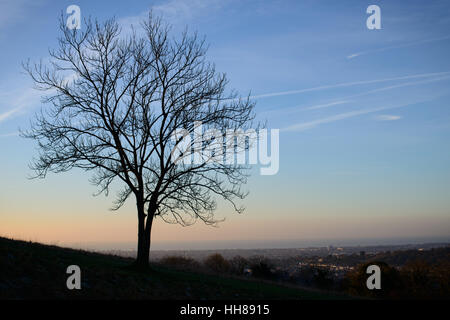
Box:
157 247 450 299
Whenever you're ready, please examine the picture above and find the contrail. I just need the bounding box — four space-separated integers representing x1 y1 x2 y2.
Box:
247 71 450 100
347 35 450 59
0 131 19 138
0 107 20 123
304 101 351 111
336 75 450 101
301 75 450 111
282 97 435 132
256 73 450 115
260 100 350 115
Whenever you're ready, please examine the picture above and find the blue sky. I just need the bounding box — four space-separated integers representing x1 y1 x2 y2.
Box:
1 0 450 249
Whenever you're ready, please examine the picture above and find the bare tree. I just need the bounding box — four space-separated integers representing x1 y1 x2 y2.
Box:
23 14 255 268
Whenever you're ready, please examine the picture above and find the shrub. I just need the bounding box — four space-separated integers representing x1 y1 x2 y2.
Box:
204 253 230 273
344 261 404 298
229 255 249 275
249 258 275 280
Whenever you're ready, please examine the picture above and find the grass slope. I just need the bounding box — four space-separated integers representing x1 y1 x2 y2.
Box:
0 237 346 300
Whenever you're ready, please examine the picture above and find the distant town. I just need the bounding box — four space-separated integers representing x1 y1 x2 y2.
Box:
105 242 449 281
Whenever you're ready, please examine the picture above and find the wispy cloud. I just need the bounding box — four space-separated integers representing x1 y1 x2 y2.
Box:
312 75 450 108
260 100 350 116
375 115 402 121
0 87 42 123
0 131 19 138
304 101 350 111
346 53 360 59
347 35 450 59
0 107 20 122
248 71 450 100
152 0 222 20
258 73 450 116
282 98 432 132
344 76 450 99
118 0 223 33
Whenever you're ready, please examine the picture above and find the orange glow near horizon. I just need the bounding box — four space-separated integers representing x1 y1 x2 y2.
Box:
2 210 449 250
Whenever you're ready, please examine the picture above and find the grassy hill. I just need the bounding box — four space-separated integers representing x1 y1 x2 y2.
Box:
0 237 346 300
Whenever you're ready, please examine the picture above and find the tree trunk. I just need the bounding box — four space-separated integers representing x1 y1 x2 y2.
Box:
136 227 150 268
135 203 155 269
135 202 150 269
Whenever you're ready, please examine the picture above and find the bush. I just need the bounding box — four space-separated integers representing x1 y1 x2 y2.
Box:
249 258 275 280
204 253 231 273
401 260 431 297
229 255 249 275
343 259 450 299
401 260 450 298
344 261 404 298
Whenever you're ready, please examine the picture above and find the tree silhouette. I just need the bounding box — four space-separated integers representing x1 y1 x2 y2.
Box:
23 14 255 268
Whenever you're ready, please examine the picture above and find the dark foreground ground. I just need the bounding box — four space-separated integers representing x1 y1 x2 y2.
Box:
0 237 347 300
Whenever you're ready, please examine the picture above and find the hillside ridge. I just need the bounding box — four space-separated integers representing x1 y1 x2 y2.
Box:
0 236 344 300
